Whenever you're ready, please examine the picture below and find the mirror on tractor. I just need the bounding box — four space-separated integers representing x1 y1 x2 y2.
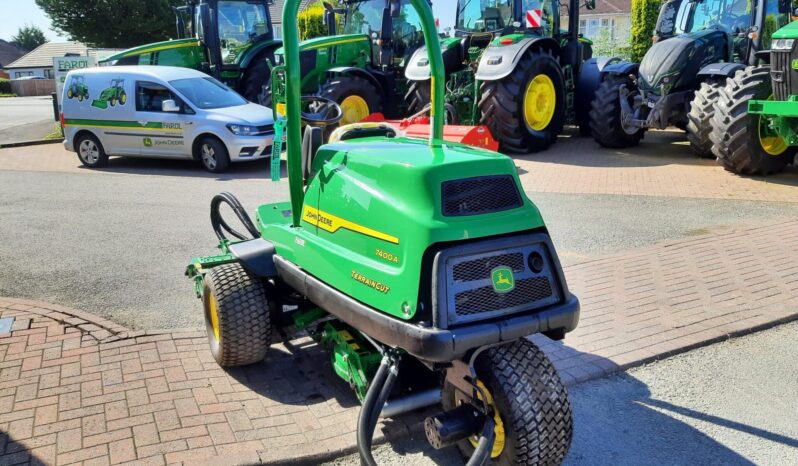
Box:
162 99 180 113
584 0 596 10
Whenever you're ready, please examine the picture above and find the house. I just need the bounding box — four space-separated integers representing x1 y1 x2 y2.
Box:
567 0 632 46
0 39 27 79
3 42 119 79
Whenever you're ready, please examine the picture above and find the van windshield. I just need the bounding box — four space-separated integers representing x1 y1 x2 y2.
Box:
169 77 248 109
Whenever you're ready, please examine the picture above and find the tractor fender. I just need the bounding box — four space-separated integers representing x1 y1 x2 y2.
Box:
600 61 639 77
326 66 385 95
238 39 282 69
697 62 745 79
228 238 278 277
475 37 560 82
575 56 623 116
404 42 462 81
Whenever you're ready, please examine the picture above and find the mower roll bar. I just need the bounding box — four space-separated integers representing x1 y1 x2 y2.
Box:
281 0 445 227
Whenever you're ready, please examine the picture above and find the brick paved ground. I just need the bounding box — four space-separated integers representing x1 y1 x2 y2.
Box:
1 220 797 465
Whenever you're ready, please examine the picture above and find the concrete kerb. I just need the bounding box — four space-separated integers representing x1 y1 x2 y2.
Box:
0 138 63 149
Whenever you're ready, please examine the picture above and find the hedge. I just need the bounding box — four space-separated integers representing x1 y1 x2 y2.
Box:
630 0 662 63
0 79 11 94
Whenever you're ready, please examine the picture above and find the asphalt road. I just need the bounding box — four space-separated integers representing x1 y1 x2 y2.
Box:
1 148 798 329
323 320 798 466
0 96 56 144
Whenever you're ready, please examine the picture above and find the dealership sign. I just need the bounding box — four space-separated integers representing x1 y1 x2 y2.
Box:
54 56 97 109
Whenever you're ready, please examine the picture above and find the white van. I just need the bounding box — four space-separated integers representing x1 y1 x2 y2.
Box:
62 66 275 173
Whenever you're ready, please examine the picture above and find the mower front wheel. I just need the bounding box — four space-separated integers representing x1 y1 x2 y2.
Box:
203 263 273 367
443 338 573 465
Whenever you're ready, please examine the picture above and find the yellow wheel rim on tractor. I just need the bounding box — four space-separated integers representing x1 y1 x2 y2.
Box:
523 74 556 131
758 96 788 155
340 95 370 125
208 293 221 342
468 380 506 458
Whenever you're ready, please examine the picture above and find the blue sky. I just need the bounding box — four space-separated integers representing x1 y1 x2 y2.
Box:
0 0 454 43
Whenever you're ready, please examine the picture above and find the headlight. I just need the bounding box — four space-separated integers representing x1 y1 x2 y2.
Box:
227 124 260 136
773 39 795 50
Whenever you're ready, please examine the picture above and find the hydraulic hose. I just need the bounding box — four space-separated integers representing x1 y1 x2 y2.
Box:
357 354 400 466
464 416 496 466
209 192 260 242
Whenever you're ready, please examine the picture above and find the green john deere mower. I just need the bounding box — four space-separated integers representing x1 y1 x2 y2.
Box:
710 20 798 175
187 0 579 464
101 0 281 104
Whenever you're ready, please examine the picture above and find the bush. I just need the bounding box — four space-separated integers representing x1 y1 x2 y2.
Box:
298 3 327 40
0 79 11 94
630 0 662 62
591 30 632 61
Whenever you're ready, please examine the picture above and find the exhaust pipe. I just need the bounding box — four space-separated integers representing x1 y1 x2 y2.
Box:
380 388 441 418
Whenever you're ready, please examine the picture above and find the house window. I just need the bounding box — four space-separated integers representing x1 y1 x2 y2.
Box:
14 71 33 78
579 17 616 41
43 69 54 79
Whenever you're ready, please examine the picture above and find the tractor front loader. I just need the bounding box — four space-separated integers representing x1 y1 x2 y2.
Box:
589 0 793 157
186 0 580 464
710 19 798 175
403 0 611 154
101 0 281 104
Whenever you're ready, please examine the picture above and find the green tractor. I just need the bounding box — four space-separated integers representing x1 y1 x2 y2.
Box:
66 75 89 102
589 0 793 157
100 0 282 104
403 0 608 153
711 19 798 175
187 0 579 464
91 79 127 109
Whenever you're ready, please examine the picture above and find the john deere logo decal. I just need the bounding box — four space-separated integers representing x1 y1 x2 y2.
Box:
491 267 515 293
143 137 152 147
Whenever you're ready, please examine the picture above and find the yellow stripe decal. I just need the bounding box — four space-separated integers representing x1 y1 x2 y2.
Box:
302 206 399 244
121 41 200 57
304 37 364 50
64 124 182 132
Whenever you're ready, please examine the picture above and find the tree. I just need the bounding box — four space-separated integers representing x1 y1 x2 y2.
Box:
630 0 662 63
35 0 182 48
11 25 48 51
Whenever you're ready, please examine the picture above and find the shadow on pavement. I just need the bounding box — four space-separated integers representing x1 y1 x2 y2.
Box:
89 156 287 181
0 433 46 464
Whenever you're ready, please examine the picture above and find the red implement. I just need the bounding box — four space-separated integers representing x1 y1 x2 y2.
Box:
361 113 499 151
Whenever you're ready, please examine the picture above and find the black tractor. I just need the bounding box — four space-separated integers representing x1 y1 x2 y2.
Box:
589 0 794 157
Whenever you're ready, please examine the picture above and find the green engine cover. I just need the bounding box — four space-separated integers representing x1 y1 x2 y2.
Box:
257 137 546 321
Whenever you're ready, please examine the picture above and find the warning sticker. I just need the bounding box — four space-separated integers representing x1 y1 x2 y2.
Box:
526 9 543 28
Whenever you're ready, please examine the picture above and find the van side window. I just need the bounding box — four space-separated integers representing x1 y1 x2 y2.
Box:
136 81 191 113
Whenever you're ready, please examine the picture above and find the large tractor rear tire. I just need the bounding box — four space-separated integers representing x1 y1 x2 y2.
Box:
442 339 572 465
479 49 565 153
203 263 273 367
405 80 431 116
318 76 382 126
710 66 796 176
242 59 273 105
589 75 645 148
686 78 724 158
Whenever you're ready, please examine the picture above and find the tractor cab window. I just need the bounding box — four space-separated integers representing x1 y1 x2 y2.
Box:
760 0 791 49
677 0 753 35
457 0 514 33
217 0 270 64
521 0 559 35
343 1 424 65
136 81 186 113
343 1 385 35
392 0 425 63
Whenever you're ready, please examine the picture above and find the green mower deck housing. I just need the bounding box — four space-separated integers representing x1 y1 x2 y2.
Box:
100 0 281 103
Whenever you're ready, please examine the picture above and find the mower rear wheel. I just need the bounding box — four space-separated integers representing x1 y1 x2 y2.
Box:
76 133 108 168
710 66 796 175
318 76 382 125
197 137 230 173
479 49 565 153
203 263 273 367
589 75 646 148
686 78 724 158
442 338 572 465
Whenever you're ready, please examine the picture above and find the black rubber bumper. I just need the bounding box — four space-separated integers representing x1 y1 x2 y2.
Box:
273 255 580 363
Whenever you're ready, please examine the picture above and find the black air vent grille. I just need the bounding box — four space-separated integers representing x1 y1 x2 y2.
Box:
441 175 522 217
452 253 525 282
771 50 793 102
454 277 553 316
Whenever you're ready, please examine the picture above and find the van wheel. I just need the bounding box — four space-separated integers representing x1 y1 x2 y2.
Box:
76 133 108 168
197 137 230 173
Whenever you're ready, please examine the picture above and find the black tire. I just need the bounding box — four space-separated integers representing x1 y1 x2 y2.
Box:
318 75 382 125
589 75 646 148
196 136 231 173
686 79 723 158
241 58 272 105
479 49 565 153
203 263 273 367
75 133 108 168
119 90 127 106
710 66 796 175
442 339 572 465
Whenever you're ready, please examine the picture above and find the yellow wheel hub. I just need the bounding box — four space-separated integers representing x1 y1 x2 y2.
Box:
340 95 370 125
468 380 506 458
523 74 556 131
208 293 221 342
758 97 788 156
